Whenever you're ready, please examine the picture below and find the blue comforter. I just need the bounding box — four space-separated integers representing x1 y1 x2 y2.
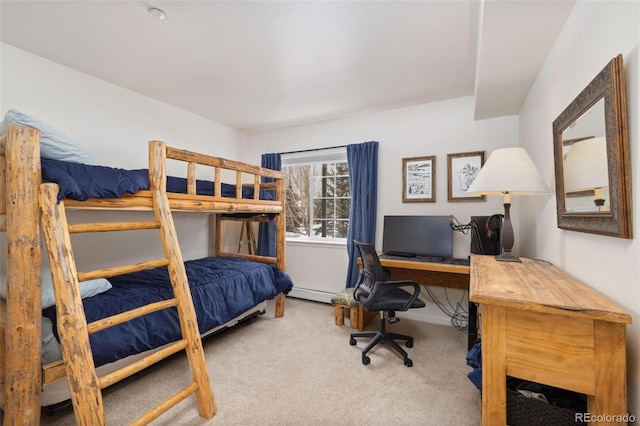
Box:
42 257 293 367
41 158 273 201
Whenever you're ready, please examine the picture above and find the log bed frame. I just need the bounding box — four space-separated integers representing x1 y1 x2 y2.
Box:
0 125 287 424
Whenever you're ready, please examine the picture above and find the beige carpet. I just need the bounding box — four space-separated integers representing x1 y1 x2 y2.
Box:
39 297 480 425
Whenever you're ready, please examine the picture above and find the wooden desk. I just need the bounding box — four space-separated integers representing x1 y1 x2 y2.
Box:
470 255 632 426
378 257 470 290
375 256 474 348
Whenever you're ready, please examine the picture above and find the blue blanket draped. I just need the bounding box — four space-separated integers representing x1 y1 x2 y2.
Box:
41 158 273 201
42 257 293 367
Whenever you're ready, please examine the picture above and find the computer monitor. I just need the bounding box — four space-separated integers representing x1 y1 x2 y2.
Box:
382 215 453 257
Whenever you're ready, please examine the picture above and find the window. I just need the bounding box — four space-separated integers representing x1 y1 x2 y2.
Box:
282 148 350 241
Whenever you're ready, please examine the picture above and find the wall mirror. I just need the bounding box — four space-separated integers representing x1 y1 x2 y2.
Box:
552 54 632 238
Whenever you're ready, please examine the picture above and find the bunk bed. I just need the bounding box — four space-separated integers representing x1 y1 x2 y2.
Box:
0 125 291 424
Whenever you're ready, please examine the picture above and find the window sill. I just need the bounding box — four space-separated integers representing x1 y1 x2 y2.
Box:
286 239 347 248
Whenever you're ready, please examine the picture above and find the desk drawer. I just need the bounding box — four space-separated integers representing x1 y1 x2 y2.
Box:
505 309 595 395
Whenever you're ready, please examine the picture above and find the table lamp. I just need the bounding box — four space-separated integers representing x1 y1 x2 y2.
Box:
467 147 548 262
562 137 609 211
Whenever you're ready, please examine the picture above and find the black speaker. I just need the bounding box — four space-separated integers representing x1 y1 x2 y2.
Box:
470 215 502 255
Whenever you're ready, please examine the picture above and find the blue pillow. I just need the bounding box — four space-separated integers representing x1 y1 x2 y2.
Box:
0 266 112 310
0 109 98 165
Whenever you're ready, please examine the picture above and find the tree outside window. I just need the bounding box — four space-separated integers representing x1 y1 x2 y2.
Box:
284 161 350 240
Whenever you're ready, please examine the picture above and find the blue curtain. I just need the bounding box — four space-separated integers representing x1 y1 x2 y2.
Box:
257 153 281 257
345 141 379 287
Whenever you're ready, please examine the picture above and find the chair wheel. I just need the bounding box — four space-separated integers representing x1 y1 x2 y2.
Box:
349 337 356 346
406 340 413 348
362 355 370 365
404 358 413 367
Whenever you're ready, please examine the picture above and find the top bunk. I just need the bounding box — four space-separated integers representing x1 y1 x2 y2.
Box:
64 139 285 215
1 125 287 274
1 125 285 215
1 125 285 223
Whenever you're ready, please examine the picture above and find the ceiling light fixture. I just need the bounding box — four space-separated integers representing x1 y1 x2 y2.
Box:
148 7 167 20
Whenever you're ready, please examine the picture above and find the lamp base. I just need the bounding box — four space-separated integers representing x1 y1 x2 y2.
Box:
495 252 521 263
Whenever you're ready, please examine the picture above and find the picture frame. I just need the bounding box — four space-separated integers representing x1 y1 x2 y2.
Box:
447 151 485 202
402 156 435 203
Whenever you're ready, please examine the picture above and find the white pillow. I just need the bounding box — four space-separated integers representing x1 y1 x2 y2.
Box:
0 109 98 165
0 266 112 310
41 317 63 364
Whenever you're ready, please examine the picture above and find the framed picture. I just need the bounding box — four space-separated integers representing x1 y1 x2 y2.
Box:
402 156 435 202
447 151 485 202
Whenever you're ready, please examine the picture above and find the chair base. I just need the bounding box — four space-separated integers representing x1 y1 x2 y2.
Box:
349 313 414 367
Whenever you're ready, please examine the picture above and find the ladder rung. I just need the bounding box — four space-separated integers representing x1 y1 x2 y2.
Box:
68 220 161 234
43 360 66 384
88 299 178 334
131 383 199 426
99 339 188 390
78 258 169 282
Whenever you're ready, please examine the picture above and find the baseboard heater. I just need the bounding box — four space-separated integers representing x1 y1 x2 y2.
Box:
287 287 334 304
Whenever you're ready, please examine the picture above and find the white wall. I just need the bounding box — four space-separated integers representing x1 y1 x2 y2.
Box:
519 0 640 415
0 44 243 267
243 96 519 324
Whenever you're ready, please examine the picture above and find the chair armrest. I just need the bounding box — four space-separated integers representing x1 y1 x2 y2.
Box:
353 269 373 302
382 267 391 281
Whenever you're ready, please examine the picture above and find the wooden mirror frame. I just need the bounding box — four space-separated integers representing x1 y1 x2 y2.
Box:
552 54 632 238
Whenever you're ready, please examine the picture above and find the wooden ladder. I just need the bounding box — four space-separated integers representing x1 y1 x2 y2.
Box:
38 183 217 425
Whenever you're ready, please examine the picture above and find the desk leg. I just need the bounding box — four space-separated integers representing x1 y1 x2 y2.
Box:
481 305 507 426
589 321 627 425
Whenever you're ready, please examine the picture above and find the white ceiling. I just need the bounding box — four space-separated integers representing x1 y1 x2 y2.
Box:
0 1 576 132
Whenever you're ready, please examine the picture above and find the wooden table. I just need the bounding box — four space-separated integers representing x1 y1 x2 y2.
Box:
470 255 632 425
378 256 470 290
376 256 474 347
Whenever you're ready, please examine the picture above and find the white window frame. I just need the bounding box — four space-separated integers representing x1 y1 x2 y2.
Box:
282 147 349 243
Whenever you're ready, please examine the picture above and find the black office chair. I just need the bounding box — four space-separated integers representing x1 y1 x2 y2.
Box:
349 241 425 367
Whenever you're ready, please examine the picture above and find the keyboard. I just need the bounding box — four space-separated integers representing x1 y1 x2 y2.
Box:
379 253 470 266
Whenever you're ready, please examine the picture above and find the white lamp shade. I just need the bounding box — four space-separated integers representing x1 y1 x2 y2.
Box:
467 147 548 195
563 137 608 191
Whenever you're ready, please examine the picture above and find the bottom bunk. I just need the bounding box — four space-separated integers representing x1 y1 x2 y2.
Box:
41 301 267 408
39 256 294 406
